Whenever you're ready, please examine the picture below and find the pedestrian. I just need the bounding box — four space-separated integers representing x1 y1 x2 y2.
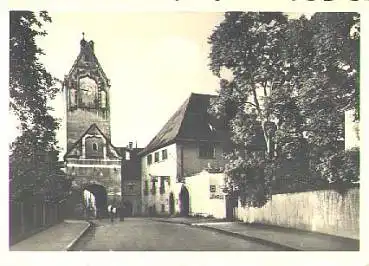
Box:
120 204 125 221
111 206 116 223
108 204 113 222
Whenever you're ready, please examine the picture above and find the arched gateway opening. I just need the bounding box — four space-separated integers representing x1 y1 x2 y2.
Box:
66 183 108 219
179 186 189 217
83 184 108 219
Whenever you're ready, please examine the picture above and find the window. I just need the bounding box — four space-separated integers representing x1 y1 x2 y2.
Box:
151 181 156 195
147 154 152 165
160 177 165 194
199 142 215 159
162 149 168 160
161 204 165 213
210 185 216 193
92 143 98 151
100 90 106 108
154 152 159 162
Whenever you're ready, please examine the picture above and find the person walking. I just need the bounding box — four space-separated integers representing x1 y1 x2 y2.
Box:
108 204 114 223
111 206 116 223
119 203 125 221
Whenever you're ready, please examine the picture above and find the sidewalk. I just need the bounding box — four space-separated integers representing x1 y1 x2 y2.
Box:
152 217 360 251
10 220 91 251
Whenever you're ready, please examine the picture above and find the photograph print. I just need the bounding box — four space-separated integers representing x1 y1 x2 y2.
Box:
9 11 360 251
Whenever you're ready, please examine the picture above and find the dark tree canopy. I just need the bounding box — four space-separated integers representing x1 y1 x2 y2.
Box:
9 11 68 201
208 12 360 207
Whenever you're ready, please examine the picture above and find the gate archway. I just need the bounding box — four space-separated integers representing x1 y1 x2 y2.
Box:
179 186 189 216
66 183 108 219
169 193 175 215
83 183 108 219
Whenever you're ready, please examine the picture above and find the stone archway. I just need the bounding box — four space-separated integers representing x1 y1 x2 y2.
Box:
83 183 108 219
179 186 189 217
169 193 175 215
65 182 108 219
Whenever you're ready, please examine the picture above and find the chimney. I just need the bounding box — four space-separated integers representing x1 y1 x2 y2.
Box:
129 142 133 149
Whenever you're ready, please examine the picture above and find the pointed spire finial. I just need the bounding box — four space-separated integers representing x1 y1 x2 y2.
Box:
82 32 85 40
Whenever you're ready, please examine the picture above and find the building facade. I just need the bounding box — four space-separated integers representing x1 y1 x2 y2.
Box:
139 93 231 216
63 37 122 218
120 144 143 216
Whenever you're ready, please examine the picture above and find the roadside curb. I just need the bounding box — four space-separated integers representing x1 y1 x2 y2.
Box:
194 224 300 251
152 219 300 251
151 219 192 226
65 220 93 251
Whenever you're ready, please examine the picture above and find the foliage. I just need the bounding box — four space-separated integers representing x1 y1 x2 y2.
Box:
208 12 360 207
9 11 69 201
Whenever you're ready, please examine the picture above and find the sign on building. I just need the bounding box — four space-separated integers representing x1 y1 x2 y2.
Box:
209 184 224 199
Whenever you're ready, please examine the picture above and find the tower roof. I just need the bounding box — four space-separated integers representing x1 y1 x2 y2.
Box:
65 34 110 86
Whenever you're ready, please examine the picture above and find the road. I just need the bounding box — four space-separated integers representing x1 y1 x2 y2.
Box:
71 218 283 251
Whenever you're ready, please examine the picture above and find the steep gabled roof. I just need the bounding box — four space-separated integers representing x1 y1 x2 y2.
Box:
65 38 110 85
139 93 229 156
64 123 121 160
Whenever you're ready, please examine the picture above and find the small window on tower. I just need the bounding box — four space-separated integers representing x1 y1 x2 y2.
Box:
92 143 98 151
101 90 106 108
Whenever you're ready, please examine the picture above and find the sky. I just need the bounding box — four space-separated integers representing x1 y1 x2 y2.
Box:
7 12 319 158
10 12 226 157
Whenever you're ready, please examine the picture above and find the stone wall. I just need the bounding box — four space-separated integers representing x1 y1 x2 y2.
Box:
67 109 110 151
235 188 359 239
66 163 121 206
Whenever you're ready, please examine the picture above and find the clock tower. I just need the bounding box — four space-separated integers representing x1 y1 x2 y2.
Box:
63 35 122 218
64 35 111 151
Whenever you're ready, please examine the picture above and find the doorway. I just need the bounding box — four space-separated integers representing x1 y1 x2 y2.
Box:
124 201 133 217
83 184 108 219
179 186 189 216
169 193 175 215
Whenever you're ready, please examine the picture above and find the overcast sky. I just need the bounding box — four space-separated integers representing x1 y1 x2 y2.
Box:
9 12 226 157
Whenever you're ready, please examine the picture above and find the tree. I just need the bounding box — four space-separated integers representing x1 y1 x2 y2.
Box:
208 12 359 207
9 11 68 200
286 13 360 185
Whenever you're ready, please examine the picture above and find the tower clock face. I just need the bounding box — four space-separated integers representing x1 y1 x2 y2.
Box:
79 76 98 107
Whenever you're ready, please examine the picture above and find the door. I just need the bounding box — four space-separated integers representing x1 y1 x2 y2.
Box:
169 193 175 215
179 186 189 216
225 195 234 221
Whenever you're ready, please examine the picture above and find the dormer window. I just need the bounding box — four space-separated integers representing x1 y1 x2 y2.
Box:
92 143 98 151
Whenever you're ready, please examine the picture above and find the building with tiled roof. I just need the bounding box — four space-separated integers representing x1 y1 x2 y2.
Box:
140 93 232 216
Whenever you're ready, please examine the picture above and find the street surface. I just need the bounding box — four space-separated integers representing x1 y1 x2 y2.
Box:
71 218 283 251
